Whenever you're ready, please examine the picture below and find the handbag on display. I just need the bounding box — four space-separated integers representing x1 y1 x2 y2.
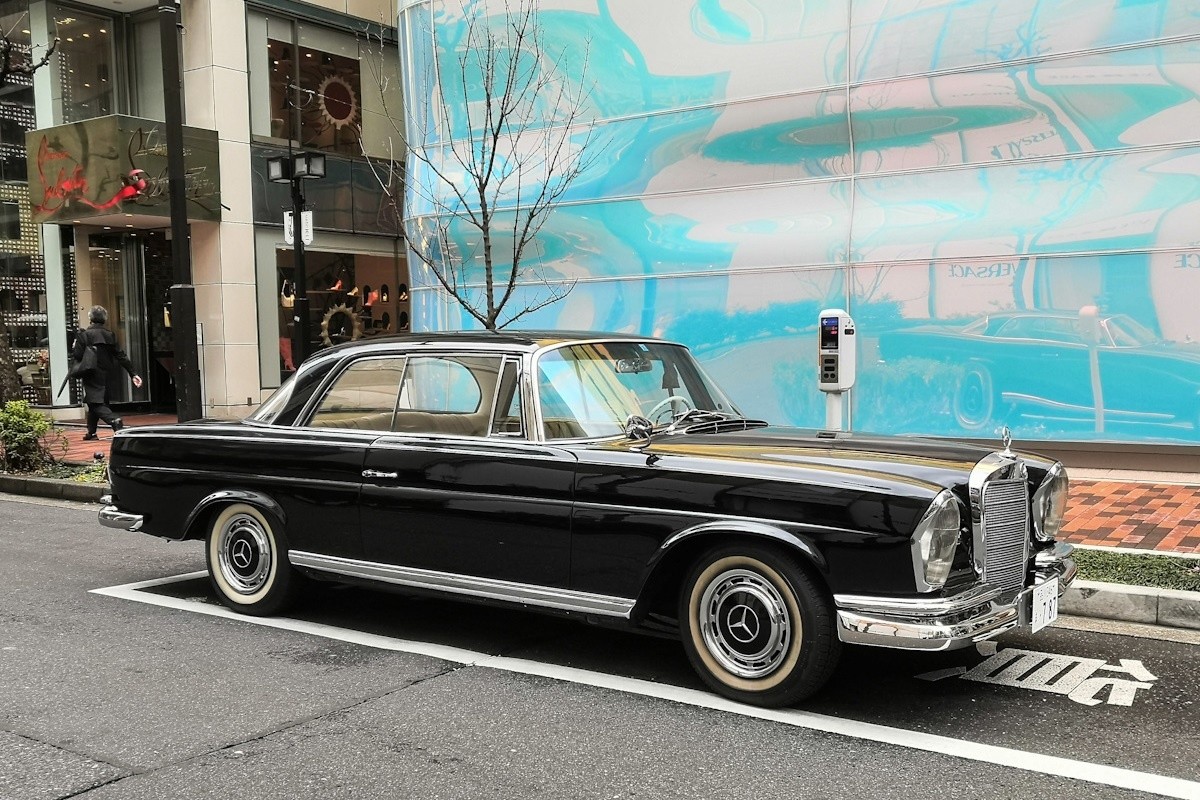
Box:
281 280 295 309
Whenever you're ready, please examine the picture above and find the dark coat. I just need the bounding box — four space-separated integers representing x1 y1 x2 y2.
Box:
72 324 136 404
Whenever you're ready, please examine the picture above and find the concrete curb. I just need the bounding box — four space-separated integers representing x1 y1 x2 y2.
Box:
0 474 106 504
1061 579 1200 631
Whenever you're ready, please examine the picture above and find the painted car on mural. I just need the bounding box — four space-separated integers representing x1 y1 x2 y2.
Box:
98 332 1075 707
879 311 1200 438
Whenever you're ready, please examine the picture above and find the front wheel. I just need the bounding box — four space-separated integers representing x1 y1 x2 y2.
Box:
206 503 301 616
679 545 841 707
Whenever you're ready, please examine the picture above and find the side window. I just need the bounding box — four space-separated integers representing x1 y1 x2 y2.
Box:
308 357 405 429
399 357 485 412
490 360 523 436
394 355 503 437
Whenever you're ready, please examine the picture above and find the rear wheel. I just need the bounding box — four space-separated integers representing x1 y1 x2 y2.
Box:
679 544 840 707
206 503 300 616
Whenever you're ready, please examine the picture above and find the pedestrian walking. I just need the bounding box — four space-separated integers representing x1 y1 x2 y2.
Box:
73 306 143 441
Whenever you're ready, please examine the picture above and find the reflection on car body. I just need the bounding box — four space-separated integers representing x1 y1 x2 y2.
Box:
879 310 1200 438
99 331 1075 707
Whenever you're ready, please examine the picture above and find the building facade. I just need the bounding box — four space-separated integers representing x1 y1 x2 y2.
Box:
3 0 407 418
399 0 1200 450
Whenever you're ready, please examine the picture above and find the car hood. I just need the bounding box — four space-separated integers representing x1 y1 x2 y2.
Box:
607 426 1021 496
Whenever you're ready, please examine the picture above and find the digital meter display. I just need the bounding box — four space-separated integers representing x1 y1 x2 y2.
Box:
820 316 839 349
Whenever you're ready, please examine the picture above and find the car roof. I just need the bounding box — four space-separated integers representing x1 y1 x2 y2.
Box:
321 330 674 357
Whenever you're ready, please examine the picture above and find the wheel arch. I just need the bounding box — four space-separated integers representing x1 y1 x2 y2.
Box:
631 521 831 625
182 489 286 542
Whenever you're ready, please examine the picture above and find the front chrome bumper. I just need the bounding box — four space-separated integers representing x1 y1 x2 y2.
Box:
98 494 144 532
834 543 1076 651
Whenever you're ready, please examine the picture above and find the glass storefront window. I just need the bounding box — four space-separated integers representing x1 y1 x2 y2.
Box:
50 6 117 123
274 248 410 374
250 11 401 161
266 35 363 155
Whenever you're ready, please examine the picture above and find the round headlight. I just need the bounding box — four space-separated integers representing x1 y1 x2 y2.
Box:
911 489 963 591
1032 462 1069 542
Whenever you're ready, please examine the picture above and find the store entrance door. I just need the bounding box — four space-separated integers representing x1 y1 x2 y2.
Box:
84 230 175 412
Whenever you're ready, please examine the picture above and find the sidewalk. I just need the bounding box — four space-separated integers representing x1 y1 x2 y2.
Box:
54 413 177 464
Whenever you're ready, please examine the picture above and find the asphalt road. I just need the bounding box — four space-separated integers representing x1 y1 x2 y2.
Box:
2 494 1198 800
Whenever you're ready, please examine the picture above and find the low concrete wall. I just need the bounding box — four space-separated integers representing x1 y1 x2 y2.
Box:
0 474 105 503
1061 579 1200 631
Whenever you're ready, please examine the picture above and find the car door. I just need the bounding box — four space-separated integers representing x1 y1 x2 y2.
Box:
277 354 410 558
359 354 577 588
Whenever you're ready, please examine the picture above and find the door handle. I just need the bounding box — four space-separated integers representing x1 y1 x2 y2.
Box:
362 469 398 479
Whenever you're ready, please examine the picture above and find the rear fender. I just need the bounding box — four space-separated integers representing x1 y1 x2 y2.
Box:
181 489 286 541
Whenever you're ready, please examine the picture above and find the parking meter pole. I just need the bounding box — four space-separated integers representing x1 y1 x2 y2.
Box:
825 392 844 432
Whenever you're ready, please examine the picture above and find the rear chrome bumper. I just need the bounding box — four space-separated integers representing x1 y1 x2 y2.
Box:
834 543 1076 651
98 494 144 532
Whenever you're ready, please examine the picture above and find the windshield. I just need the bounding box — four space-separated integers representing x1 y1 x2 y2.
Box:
535 341 740 439
1104 315 1157 347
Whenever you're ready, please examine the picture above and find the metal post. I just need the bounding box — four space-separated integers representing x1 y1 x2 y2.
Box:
825 392 843 432
158 0 203 421
290 175 310 366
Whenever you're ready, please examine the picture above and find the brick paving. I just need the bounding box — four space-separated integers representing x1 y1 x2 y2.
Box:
1060 480 1200 555
47 414 1200 557
53 413 177 465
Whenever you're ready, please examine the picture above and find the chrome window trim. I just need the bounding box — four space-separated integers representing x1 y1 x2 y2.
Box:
366 438 569 461
289 551 634 618
487 356 526 438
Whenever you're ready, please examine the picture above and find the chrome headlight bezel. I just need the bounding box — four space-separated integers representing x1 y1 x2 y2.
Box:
1031 462 1069 542
910 489 964 592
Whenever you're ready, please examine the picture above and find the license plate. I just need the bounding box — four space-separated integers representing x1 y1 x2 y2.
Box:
1031 577 1059 633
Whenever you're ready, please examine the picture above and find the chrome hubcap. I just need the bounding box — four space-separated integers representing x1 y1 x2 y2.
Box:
217 513 272 594
700 568 792 679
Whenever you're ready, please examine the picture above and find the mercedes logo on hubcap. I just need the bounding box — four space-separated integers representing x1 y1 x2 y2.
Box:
725 603 761 644
230 538 255 570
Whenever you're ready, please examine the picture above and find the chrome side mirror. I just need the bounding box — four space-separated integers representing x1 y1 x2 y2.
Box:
625 414 652 450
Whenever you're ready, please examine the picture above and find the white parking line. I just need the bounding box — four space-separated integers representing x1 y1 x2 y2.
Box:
92 572 1200 800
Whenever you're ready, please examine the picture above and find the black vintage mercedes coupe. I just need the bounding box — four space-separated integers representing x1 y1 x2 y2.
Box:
99 331 1076 707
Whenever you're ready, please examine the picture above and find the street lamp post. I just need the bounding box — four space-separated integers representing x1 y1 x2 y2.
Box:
267 152 325 367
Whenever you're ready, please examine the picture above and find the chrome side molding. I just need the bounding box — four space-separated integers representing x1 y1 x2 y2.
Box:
289 551 635 618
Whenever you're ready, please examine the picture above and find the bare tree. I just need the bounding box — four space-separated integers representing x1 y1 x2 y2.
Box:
359 0 601 330
0 17 57 404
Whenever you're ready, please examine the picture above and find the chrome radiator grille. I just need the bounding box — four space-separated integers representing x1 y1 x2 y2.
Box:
981 479 1030 592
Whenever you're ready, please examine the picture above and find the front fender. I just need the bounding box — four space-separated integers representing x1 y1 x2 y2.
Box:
181 489 287 542
631 519 830 621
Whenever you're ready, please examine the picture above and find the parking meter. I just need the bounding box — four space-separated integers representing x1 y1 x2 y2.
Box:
818 309 856 430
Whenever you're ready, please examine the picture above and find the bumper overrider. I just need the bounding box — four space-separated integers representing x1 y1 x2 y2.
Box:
98 495 144 532
833 542 1076 651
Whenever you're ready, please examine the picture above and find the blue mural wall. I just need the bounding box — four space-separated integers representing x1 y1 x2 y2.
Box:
398 0 1200 444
